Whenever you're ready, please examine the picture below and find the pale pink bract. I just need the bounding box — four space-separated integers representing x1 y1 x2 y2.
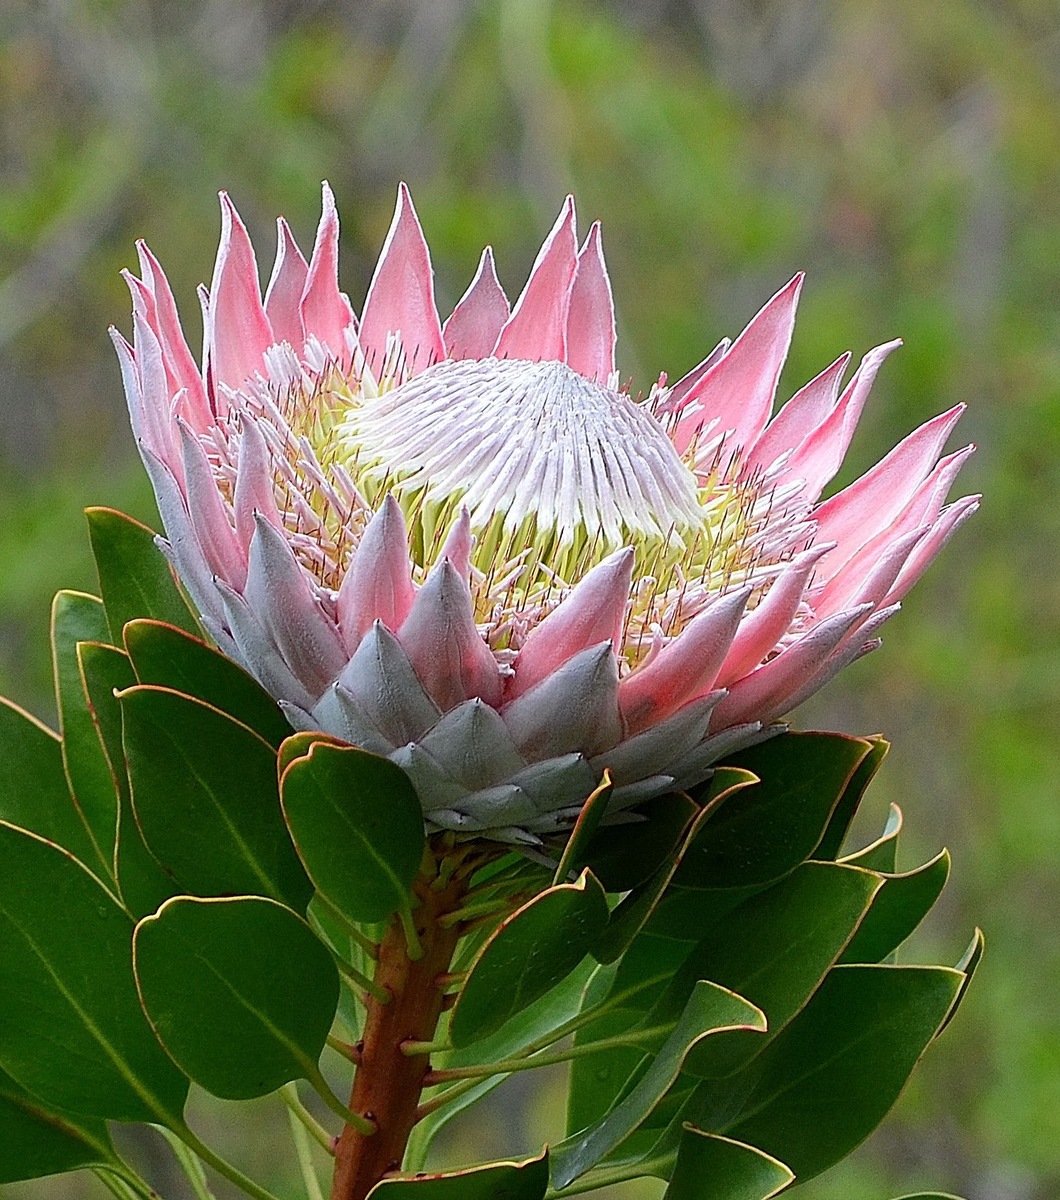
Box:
113 183 978 843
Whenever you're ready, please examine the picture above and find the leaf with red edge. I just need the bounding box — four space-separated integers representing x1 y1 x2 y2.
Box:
451 870 609 1047
124 619 290 747
367 1150 549 1198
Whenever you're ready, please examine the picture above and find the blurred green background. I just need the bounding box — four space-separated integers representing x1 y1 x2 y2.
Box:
1 1 1058 1198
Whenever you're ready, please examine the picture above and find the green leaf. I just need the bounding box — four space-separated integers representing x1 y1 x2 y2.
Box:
675 733 874 889
551 980 766 1189
672 861 882 1078
553 772 613 884
0 1068 115 1184
86 507 200 640
0 696 98 867
451 870 610 1048
76 643 177 917
839 850 950 964
367 1150 549 1198
279 741 425 924
582 791 699 892
691 963 963 1183
814 735 889 861
665 1128 793 1200
939 927 985 1035
592 777 752 964
408 960 600 1171
277 730 349 778
840 804 903 872
121 685 311 910
0 821 189 1122
51 590 119 879
891 1194 967 1199
123 619 291 748
134 895 339 1101
567 937 692 1135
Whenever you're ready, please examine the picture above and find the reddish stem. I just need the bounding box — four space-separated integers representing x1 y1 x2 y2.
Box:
329 873 466 1200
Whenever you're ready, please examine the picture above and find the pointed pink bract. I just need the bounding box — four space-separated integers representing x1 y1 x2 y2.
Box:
208 193 275 392
264 217 309 350
299 182 357 363
673 274 803 455
565 222 617 383
359 182 445 374
442 247 510 360
494 196 578 363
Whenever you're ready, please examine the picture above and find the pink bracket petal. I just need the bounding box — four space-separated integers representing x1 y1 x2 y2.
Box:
746 351 851 474
715 546 831 687
442 247 510 360
619 587 750 734
673 274 803 456
509 548 634 702
657 339 731 415
565 221 616 382
264 216 309 350
398 559 502 711
300 182 357 363
711 604 871 730
208 193 275 392
885 495 980 605
359 182 445 375
336 495 417 652
178 421 247 590
813 404 966 574
780 340 902 500
494 196 578 363
135 241 212 432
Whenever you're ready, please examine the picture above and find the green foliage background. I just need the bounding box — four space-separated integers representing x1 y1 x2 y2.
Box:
0 1 1056 1197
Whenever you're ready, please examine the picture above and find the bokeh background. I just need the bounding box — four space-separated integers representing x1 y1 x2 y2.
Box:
1 1 1058 1198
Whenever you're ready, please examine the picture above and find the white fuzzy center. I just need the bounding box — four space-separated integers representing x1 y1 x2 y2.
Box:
342 357 704 548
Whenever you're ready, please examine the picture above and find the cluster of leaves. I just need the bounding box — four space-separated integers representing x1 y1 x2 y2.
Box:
0 510 980 1200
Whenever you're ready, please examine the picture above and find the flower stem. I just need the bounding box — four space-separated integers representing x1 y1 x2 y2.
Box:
329 869 468 1200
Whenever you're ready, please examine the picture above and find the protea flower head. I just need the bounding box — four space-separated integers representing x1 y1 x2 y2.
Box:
113 183 978 844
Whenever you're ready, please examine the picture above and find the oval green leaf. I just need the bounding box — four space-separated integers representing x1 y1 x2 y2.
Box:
593 774 757 965
551 980 767 1189
840 803 903 872
582 791 698 893
0 696 98 868
121 685 311 910
134 895 339 1100
692 963 964 1183
124 619 291 747
0 821 189 1122
0 1068 115 1184
279 741 425 925
451 870 610 1048
552 772 613 885
669 861 881 1077
86 507 200 640
77 643 177 917
51 590 118 879
676 732 873 889
367 1150 549 1198
839 850 950 964
666 1129 793 1200
813 735 890 861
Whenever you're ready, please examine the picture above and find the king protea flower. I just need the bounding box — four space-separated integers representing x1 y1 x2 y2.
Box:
113 184 977 843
